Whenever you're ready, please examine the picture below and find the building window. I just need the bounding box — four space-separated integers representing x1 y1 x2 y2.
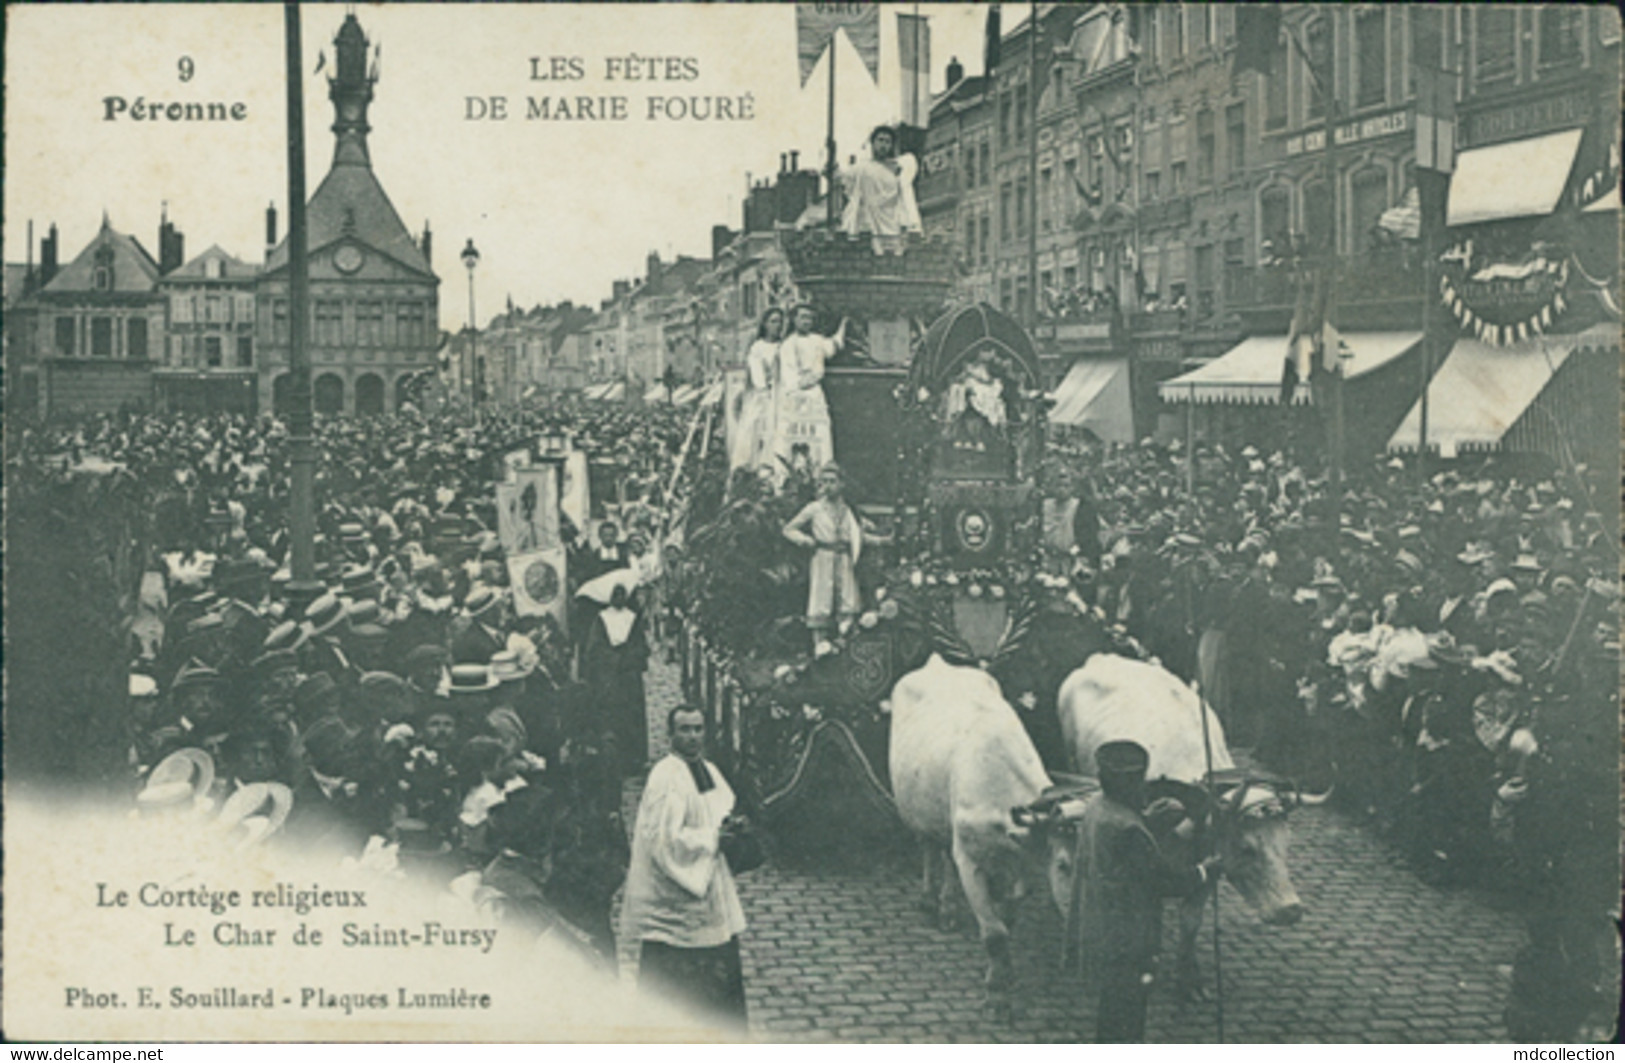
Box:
1475 8 1516 85
1194 244 1215 316
741 281 757 321
1261 186 1291 255
1169 7 1185 57
1062 264 1078 292
1063 157 1079 213
128 317 148 360
55 316 76 355
1000 183 1012 240
91 317 113 357
1196 109 1215 184
1087 134 1105 191
965 144 977 188
979 214 990 265
398 302 427 345
206 295 223 323
1304 179 1332 253
1225 103 1246 175
1355 8 1387 109
94 268 111 291
1170 161 1187 195
1015 176 1028 237
1194 6 1211 50
1144 169 1161 200
1040 167 1053 231
1014 84 1027 141
273 300 288 343
237 336 253 367
1265 41 1288 129
1039 269 1054 308
205 336 223 367
999 277 1014 313
999 97 1011 146
1538 7 1583 67
316 301 343 346
1351 168 1389 253
979 143 990 186
359 301 385 346
1305 17 1331 120
1412 8 1445 72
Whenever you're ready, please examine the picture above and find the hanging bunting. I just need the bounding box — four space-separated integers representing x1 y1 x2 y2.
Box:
1440 230 1571 338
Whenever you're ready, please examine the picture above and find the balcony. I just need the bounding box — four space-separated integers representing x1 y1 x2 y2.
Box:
1224 249 1426 327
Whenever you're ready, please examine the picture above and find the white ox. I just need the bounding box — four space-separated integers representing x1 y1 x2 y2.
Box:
888 654 1061 1016
1056 654 1305 998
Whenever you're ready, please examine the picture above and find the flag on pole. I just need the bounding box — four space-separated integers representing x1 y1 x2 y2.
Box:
1414 64 1457 174
897 12 932 126
797 3 881 88
984 4 1002 73
1232 6 1282 80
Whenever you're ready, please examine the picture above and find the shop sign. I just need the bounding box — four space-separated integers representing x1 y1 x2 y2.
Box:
1286 108 1410 156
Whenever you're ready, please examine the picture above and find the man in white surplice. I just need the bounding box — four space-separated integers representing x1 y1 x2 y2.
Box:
621 705 748 1026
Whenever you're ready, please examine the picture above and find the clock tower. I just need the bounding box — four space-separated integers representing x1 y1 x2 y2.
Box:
255 12 439 418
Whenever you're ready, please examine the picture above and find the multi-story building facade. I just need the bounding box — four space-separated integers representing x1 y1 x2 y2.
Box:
155 244 260 414
20 218 168 416
257 13 439 417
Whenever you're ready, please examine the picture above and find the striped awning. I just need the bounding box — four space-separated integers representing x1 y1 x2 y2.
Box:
1447 128 1583 227
1388 323 1620 456
1159 332 1422 406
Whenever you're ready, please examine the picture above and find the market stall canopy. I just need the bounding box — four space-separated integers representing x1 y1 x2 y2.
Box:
582 382 614 400
1158 332 1422 405
670 384 701 406
700 379 726 406
911 303 1042 393
1047 358 1134 443
1387 323 1619 456
1446 128 1583 227
602 382 625 401
643 383 670 404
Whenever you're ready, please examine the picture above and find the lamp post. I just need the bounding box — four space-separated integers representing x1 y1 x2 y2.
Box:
461 238 481 410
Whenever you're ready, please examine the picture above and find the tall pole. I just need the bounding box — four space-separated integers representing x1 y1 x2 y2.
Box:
826 36 839 228
1026 0 1039 327
284 1 318 603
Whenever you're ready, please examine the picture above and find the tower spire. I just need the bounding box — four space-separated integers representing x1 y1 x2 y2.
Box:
328 13 375 168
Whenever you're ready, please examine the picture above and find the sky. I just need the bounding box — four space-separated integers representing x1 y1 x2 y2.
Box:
5 2 994 330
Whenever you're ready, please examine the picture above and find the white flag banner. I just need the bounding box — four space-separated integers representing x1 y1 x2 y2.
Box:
560 450 590 535
508 547 568 628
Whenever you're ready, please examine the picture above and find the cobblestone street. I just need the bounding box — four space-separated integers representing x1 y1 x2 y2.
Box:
631 652 1527 1043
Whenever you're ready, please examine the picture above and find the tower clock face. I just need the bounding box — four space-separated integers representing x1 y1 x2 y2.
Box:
333 245 364 274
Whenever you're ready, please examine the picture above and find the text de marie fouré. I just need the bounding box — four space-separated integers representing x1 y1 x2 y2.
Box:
474 54 754 123
102 54 755 124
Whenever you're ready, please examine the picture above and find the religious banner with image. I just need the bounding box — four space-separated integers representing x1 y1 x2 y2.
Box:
495 465 559 556
507 546 568 630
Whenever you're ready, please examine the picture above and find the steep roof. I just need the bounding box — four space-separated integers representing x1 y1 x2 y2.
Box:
264 164 432 276
166 244 259 280
43 219 162 294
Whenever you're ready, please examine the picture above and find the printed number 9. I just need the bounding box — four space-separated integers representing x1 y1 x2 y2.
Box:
179 56 194 82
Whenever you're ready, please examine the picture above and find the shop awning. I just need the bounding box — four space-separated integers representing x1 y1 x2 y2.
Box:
670 384 701 406
1387 323 1619 456
603 382 625 401
582 382 613 400
1583 186 1619 213
1158 331 1423 406
643 383 670 403
1447 128 1584 227
1048 358 1134 443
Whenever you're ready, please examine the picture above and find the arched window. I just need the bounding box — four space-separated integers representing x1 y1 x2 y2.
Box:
314 373 344 416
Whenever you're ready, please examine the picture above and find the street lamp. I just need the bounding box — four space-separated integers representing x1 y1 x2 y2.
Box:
461 238 481 406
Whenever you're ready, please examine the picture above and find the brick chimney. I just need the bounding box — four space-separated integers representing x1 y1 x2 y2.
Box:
946 56 964 90
420 220 432 266
265 203 278 260
40 223 59 287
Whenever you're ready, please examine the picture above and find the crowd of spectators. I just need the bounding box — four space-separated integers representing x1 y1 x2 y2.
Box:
7 395 709 962
1051 438 1618 1039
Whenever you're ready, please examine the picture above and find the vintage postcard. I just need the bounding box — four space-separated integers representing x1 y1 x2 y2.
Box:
3 2 1619 1045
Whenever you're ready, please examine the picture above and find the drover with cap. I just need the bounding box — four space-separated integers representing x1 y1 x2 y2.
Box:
1074 739 1217 1043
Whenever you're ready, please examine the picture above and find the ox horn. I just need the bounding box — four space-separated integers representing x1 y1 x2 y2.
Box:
1296 784 1334 806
